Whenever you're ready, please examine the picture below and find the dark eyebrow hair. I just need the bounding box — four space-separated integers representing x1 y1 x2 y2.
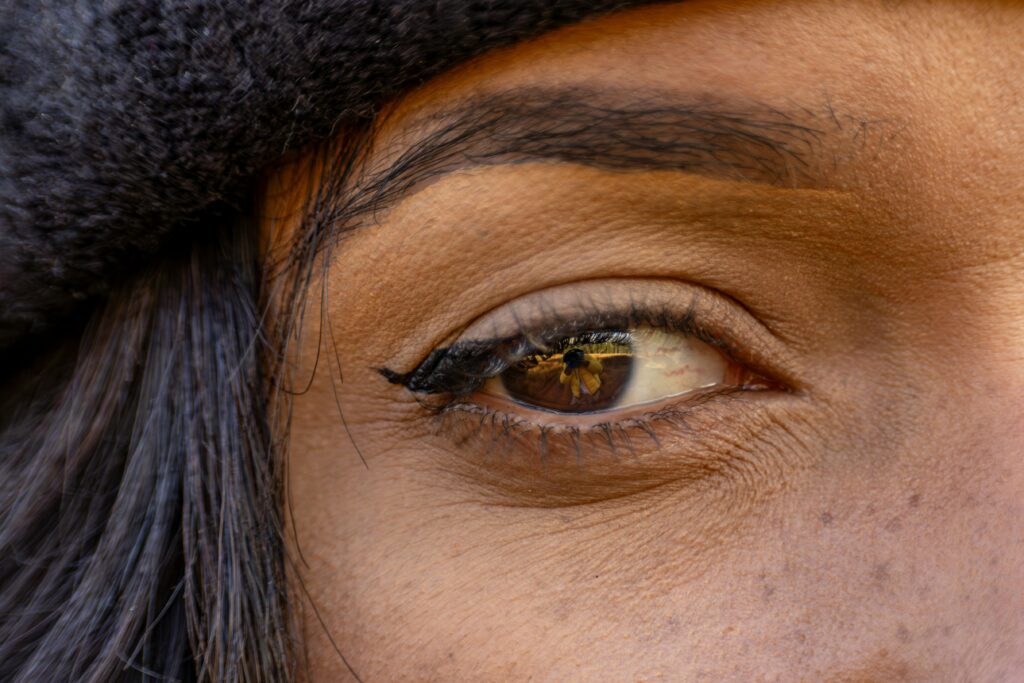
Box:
340 87 853 218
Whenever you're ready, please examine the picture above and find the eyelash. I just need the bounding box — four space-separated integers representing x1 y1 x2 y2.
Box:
434 384 752 462
380 303 781 461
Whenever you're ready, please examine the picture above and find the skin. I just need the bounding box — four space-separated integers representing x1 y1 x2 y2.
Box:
263 1 1024 680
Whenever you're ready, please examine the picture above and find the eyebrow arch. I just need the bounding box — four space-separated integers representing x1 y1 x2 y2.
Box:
344 87 844 217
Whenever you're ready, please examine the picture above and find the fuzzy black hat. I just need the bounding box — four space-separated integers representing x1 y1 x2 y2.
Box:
0 0 657 353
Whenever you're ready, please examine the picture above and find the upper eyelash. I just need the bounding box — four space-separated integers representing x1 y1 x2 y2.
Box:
378 335 529 396
378 304 732 400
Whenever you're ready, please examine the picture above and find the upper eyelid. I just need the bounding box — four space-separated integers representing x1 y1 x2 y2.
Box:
379 278 802 399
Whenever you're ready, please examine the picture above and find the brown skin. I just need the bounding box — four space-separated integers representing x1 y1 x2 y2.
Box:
265 2 1024 681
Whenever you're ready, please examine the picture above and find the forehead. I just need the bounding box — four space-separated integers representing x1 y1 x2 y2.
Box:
387 2 1017 131
262 2 1024 324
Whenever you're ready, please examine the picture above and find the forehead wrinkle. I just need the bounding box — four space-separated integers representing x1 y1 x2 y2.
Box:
348 86 867 220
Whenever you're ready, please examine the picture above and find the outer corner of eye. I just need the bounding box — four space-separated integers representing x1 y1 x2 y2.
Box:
376 363 435 393
377 366 408 386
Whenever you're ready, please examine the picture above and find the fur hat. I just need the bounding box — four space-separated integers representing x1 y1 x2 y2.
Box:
0 0 653 352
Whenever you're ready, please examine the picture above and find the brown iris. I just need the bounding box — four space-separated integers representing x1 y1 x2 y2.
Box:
500 337 634 413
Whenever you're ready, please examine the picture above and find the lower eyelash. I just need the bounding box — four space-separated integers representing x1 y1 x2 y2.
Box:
427 386 747 463
439 404 645 463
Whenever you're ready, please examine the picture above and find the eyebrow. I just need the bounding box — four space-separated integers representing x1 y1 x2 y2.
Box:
337 87 853 218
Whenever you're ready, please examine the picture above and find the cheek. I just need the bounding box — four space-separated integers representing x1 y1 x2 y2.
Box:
771 391 1024 674
592 387 1024 676
288 356 1024 680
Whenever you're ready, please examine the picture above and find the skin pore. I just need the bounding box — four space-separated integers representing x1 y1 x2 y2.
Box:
263 1 1024 680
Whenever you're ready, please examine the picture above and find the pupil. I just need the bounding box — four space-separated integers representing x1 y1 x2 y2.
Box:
563 348 585 369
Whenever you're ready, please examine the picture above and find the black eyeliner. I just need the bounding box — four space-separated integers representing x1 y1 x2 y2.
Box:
378 337 521 395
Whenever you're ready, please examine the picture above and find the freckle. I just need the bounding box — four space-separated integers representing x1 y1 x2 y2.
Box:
551 597 574 621
908 493 921 508
761 584 776 602
884 516 902 533
896 624 911 642
820 511 834 526
872 562 890 583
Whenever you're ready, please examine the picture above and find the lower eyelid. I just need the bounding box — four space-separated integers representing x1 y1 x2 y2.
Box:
469 382 749 428
424 387 799 509
474 352 776 428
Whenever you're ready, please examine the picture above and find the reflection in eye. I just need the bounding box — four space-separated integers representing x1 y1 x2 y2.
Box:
482 326 733 415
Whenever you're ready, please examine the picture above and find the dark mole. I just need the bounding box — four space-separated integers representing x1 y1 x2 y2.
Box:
908 493 921 508
820 511 834 526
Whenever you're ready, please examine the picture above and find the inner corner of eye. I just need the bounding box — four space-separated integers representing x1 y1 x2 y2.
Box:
478 326 754 415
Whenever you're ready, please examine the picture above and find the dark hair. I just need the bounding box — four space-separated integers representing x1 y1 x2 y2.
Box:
0 118 379 681
0 210 292 679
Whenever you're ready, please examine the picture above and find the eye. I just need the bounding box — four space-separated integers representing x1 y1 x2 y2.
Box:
378 279 793 500
480 326 751 415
